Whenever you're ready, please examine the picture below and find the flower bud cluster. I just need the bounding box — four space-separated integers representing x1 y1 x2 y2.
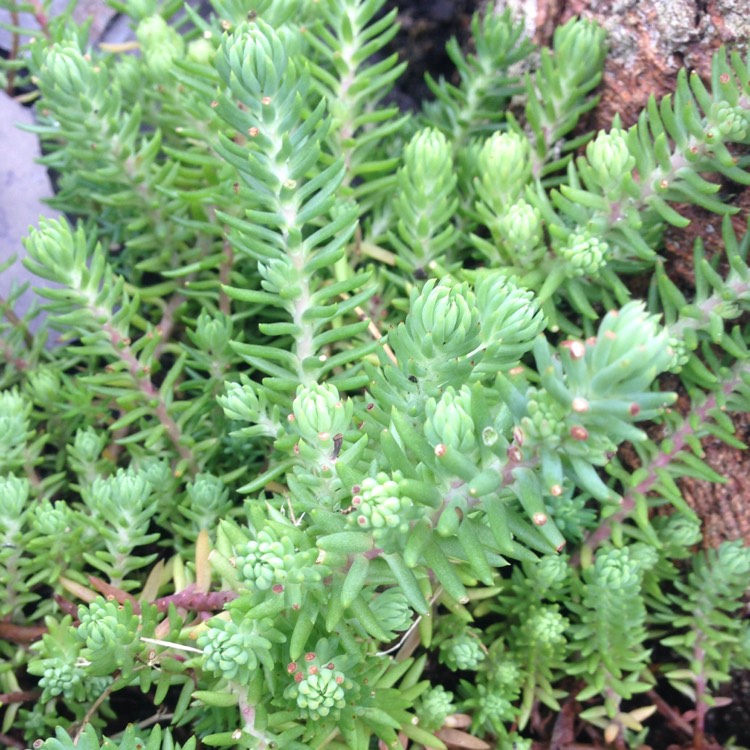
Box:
534 554 570 590
557 231 608 277
585 129 634 190
370 587 413 636
349 471 414 550
440 630 486 671
0 474 29 537
199 617 276 684
476 132 532 210
187 38 215 66
235 530 318 591
182 473 231 534
189 311 233 362
39 662 86 702
77 598 141 675
711 101 749 140
654 513 702 550
70 427 107 467
425 386 476 452
25 367 61 406
406 279 481 360
31 499 72 537
665 335 691 372
525 607 568 650
291 383 351 444
394 128 457 267
285 652 354 721
497 200 543 256
0 390 30 473
136 16 185 76
418 685 455 730
470 683 516 728
523 391 566 442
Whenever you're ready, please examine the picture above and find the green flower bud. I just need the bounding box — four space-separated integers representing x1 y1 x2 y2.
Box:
136 15 185 76
0 390 30 471
198 617 274 684
407 279 482 360
440 630 486 671
31 499 72 537
476 132 532 210
418 685 455 731
77 598 141 675
474 272 545 371
497 200 542 252
236 526 321 594
711 101 748 140
189 311 232 358
474 685 515 726
187 37 215 66
714 540 750 583
292 382 351 442
654 513 702 549
590 547 641 592
138 457 172 488
425 386 476 453
236 530 295 591
0 474 29 536
25 367 61 405
39 662 86 702
585 129 634 190
554 17 606 72
186 473 229 518
546 493 597 544
534 554 570 589
526 607 568 648
493 659 522 687
557 231 608 277
523 390 566 442
370 587 413 635
350 471 413 550
628 542 659 572
665 335 691 372
296 669 346 718
71 427 106 465
285 652 354 721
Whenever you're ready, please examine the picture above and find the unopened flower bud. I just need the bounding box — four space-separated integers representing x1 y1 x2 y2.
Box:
585 129 634 189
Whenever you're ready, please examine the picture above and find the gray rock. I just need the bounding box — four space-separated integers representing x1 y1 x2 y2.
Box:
0 92 62 338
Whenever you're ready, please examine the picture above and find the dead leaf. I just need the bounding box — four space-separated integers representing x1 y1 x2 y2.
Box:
435 728 491 750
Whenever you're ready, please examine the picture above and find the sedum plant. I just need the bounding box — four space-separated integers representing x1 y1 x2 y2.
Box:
2 1 750 748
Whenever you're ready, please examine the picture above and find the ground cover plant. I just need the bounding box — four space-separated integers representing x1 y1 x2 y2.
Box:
2 1 750 748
